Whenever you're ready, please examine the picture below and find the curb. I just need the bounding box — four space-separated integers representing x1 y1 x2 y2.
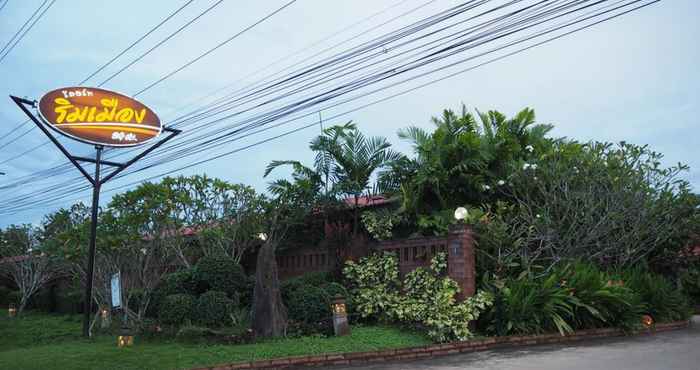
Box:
192 320 690 370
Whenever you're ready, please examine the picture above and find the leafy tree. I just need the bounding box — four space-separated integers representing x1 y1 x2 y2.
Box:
505 141 697 271
379 106 552 218
267 122 401 237
166 175 266 264
0 224 63 314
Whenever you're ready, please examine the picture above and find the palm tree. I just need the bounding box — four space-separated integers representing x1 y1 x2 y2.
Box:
266 122 401 237
386 105 553 215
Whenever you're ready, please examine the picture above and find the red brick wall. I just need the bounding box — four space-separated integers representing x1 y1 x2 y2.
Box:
276 225 477 300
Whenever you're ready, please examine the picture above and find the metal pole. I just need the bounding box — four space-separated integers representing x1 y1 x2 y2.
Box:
82 145 103 337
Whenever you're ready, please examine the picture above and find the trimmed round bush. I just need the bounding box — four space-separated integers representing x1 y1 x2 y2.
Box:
195 255 247 300
159 294 195 325
162 269 199 295
286 285 330 324
281 272 351 334
195 290 235 328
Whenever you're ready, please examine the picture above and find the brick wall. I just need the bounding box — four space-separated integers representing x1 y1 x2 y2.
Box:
276 224 477 300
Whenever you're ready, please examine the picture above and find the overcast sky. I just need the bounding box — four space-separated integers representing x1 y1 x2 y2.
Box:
0 0 698 227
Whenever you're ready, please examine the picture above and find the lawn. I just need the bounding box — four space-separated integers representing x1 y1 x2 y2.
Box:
0 312 430 370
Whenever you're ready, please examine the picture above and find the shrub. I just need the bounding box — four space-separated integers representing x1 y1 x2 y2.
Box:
621 267 692 322
195 255 248 300
285 285 332 335
195 291 235 328
159 294 195 325
478 274 576 336
681 264 700 306
160 269 199 296
361 210 401 241
555 262 644 331
344 252 493 342
281 273 348 335
343 252 402 320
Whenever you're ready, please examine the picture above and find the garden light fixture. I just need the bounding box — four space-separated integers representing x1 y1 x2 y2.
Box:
8 303 17 318
331 295 350 336
454 207 468 221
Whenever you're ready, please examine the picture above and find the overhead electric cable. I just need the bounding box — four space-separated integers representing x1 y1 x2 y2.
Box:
0 0 660 213
132 0 299 97
79 0 197 85
0 0 55 64
97 0 226 87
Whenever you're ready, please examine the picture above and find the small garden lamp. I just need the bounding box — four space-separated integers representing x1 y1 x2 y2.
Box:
100 307 110 329
117 326 134 348
8 303 17 318
641 314 654 328
454 207 468 221
258 232 268 241
330 295 350 336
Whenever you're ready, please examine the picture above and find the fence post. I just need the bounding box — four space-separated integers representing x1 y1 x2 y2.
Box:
447 224 476 300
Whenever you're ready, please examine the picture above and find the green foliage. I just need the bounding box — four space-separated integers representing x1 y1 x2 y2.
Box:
344 252 493 342
195 255 248 301
281 272 349 335
380 106 550 218
681 263 700 305
158 294 195 325
478 263 684 336
343 252 403 319
479 274 577 336
621 267 692 322
195 291 236 328
152 269 199 314
507 141 698 271
555 262 644 331
285 285 332 334
361 209 401 241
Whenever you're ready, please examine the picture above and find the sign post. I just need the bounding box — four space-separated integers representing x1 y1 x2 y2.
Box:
10 87 181 337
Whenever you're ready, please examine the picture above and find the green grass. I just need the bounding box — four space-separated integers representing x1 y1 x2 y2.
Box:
0 312 430 370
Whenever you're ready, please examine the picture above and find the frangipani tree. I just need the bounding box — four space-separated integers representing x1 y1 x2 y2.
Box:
0 224 63 314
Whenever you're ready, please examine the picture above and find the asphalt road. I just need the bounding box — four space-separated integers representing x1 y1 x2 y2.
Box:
332 316 700 370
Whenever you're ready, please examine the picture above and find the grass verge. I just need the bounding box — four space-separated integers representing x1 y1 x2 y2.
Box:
0 312 430 370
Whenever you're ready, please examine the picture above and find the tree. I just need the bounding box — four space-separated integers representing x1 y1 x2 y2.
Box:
379 106 552 233
0 224 62 314
268 122 401 237
504 141 699 272
167 175 266 264
252 178 316 338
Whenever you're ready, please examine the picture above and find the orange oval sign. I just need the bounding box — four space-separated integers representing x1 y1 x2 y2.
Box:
38 87 162 147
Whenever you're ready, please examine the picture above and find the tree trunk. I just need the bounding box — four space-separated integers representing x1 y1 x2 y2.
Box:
252 241 288 338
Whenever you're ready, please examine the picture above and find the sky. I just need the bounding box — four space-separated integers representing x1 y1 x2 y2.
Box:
0 0 698 227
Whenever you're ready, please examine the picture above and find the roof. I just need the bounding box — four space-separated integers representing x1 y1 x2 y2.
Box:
342 195 393 208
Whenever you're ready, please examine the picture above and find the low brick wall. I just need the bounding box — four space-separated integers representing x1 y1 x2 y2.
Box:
191 321 690 370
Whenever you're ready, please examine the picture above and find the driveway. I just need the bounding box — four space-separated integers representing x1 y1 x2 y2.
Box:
332 316 700 370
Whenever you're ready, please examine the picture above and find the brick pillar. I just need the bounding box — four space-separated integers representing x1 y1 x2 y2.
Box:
447 224 476 300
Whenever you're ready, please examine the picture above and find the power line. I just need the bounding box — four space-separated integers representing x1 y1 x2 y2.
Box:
0 0 660 212
133 0 299 97
0 0 205 155
0 0 48 57
0 0 428 189
0 0 9 14
0 0 55 64
78 0 197 85
0 0 620 197
97 0 226 87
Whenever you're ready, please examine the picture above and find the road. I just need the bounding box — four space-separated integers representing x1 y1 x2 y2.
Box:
332 317 700 370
